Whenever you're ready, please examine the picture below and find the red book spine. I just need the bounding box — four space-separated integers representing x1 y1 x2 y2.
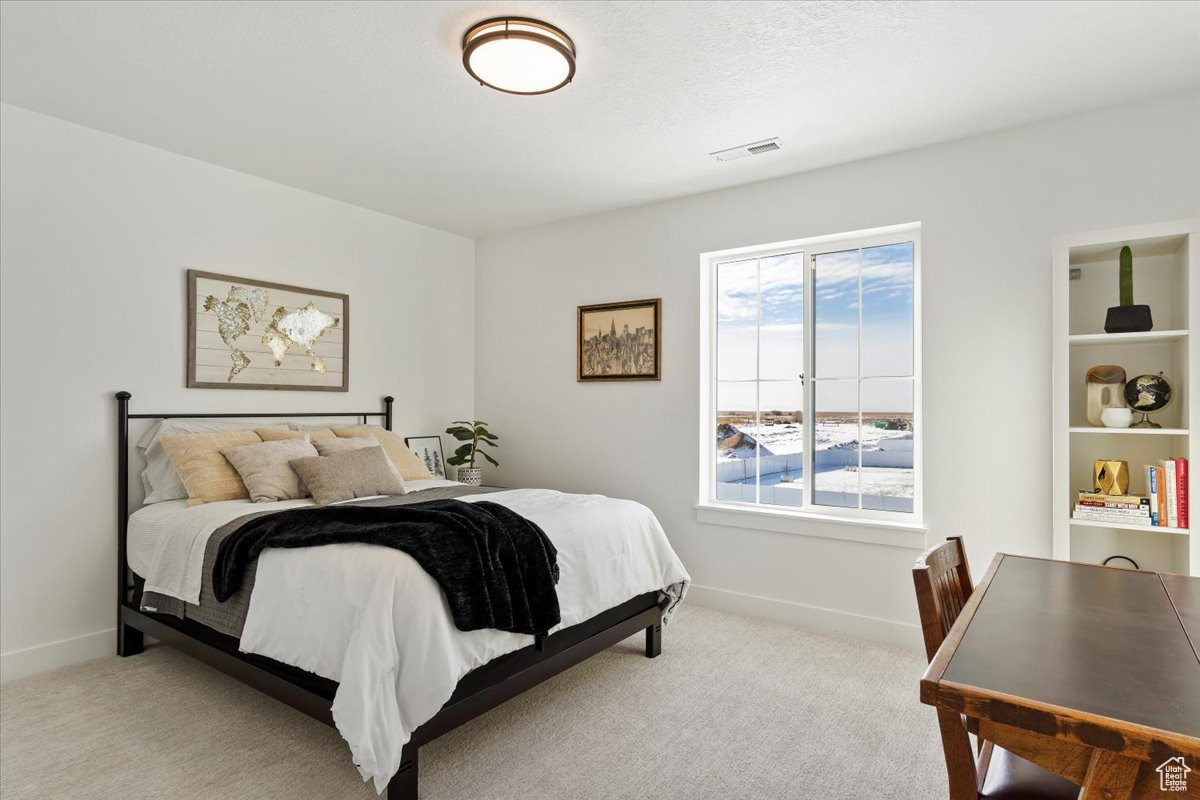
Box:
1178 458 1189 529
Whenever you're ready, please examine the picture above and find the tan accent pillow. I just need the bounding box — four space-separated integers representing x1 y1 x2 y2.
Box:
331 427 434 481
289 447 407 506
160 431 263 505
255 427 337 442
314 436 380 457
139 420 288 504
222 438 318 503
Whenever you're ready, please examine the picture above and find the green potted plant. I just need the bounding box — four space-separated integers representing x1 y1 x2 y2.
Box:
1104 245 1153 333
445 420 499 486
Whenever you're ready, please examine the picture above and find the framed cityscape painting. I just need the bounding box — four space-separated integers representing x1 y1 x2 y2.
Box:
405 436 447 479
187 270 348 391
577 298 661 381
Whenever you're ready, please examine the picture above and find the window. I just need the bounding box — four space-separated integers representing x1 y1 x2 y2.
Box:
700 225 921 524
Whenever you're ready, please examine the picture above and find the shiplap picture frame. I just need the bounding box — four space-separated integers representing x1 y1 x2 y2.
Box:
187 270 349 391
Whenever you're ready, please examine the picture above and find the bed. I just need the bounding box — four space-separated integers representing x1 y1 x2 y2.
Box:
115 392 690 799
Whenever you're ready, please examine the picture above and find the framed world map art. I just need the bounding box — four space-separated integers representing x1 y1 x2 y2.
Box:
187 270 349 391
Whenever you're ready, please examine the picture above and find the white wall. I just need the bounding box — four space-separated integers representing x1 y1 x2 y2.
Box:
4 92 1197 679
475 92 1200 647
0 104 476 680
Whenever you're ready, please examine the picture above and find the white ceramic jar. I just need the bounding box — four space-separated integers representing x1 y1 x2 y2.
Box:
1100 407 1133 428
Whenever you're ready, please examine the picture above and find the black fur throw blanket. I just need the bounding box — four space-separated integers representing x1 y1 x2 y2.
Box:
212 499 561 644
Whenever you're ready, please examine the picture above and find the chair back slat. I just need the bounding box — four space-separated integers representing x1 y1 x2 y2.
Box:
912 536 974 662
914 536 980 799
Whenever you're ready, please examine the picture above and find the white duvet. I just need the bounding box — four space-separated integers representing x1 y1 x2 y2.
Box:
128 482 690 793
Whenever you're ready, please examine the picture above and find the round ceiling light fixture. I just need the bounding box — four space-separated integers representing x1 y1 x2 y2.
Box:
462 17 576 95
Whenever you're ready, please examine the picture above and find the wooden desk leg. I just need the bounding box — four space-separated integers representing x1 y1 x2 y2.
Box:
935 709 979 800
1079 750 1139 800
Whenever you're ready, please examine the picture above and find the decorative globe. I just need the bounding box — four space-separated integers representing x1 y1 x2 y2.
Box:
1123 373 1172 412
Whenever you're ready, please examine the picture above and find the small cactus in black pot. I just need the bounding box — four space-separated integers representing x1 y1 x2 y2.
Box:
1103 245 1153 333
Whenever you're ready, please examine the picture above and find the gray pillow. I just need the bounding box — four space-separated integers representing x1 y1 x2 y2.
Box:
222 437 318 503
313 436 380 456
290 447 407 505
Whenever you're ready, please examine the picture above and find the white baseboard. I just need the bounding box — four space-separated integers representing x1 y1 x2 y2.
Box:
0 628 115 684
0 590 917 682
685 584 921 651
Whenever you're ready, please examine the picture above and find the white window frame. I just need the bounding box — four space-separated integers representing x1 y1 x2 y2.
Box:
697 223 924 544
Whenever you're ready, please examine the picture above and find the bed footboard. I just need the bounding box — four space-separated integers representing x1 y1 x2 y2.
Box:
387 595 663 799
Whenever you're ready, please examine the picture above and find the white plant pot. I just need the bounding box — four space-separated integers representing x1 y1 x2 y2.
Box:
458 467 482 486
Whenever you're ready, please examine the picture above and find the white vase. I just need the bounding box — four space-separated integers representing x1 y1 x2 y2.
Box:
1085 366 1126 425
1100 407 1133 428
458 467 482 486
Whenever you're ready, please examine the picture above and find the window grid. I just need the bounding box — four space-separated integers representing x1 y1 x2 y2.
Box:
808 242 916 513
708 228 919 522
754 256 762 504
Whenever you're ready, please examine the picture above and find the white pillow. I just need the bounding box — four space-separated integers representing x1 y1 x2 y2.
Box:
138 419 289 503
288 421 373 432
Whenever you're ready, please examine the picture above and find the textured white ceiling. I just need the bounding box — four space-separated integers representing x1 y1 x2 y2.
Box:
1 1 1197 236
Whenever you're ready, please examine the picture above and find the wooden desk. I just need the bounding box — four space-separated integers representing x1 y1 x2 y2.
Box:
921 554 1200 799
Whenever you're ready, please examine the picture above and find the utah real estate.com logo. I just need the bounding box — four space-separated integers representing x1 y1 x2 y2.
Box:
1158 757 1191 792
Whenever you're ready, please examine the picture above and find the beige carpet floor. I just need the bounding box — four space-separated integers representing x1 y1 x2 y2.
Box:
1 606 944 799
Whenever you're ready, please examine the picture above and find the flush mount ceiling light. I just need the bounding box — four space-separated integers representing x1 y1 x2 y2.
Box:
462 17 576 95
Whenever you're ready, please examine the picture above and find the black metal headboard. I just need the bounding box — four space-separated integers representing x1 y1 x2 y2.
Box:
115 391 394 613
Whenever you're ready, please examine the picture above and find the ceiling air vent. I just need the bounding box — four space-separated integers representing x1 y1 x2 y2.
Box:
711 138 782 162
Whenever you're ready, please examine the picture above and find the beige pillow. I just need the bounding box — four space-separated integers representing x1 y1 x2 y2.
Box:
331 427 434 481
222 438 318 503
314 436 380 457
256 427 337 442
139 420 288 503
290 447 407 505
160 431 263 505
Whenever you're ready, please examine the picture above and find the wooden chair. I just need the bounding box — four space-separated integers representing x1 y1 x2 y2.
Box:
913 535 974 662
913 538 1078 800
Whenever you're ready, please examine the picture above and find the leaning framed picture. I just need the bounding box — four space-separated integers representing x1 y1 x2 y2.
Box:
187 270 348 391
577 298 662 381
405 436 447 479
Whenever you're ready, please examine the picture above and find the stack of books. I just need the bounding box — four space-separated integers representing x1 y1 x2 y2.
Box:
1145 458 1189 528
1074 492 1152 525
1072 457 1189 529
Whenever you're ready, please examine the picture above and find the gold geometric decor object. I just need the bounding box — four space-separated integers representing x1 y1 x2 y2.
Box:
1093 459 1130 496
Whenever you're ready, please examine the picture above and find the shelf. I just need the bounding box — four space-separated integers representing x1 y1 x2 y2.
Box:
1068 426 1188 435
1069 517 1189 535
1067 234 1188 264
1068 330 1188 346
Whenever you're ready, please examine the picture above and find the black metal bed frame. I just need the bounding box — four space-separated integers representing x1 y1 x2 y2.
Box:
115 391 664 800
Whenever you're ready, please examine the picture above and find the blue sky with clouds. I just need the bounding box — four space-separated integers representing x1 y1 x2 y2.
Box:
717 242 913 413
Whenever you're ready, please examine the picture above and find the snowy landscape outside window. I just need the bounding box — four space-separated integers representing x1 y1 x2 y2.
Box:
706 227 920 522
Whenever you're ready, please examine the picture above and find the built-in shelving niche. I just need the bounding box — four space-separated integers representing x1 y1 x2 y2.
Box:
1052 220 1198 576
